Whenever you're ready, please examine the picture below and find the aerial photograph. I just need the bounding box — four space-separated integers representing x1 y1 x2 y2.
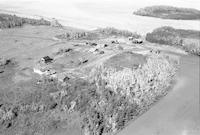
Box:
0 0 199 135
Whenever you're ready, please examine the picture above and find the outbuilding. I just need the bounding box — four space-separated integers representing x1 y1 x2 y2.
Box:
132 39 143 44
40 56 53 64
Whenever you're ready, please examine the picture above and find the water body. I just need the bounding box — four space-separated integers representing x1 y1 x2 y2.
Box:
0 0 200 35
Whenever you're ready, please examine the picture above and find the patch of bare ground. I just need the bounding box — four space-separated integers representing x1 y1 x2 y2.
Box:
104 51 146 70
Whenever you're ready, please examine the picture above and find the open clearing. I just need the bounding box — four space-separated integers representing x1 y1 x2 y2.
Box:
0 25 150 77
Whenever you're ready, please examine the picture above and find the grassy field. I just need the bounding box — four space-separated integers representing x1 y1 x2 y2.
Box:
134 5 200 20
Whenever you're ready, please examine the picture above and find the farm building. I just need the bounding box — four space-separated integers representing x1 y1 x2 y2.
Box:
132 39 143 44
40 56 53 64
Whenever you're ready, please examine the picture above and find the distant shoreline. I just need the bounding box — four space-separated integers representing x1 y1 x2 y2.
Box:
1 7 200 35
0 9 51 21
134 5 200 20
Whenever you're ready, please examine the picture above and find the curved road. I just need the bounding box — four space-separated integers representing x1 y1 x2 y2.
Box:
118 54 200 135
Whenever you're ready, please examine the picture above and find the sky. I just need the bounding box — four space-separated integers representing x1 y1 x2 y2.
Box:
0 0 200 9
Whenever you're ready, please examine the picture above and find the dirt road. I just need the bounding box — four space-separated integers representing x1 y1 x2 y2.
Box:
118 54 200 135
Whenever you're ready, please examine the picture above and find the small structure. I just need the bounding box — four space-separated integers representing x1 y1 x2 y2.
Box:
78 58 88 65
128 36 134 40
82 59 88 64
132 38 143 44
45 69 57 77
99 51 105 54
33 56 56 78
33 65 57 77
111 40 119 44
96 44 109 48
150 49 161 54
90 42 98 46
40 56 53 64
88 48 99 54
104 44 108 47
33 68 44 75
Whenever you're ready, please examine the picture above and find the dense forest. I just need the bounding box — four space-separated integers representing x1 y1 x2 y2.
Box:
146 26 200 55
134 6 200 20
0 13 50 28
55 27 141 40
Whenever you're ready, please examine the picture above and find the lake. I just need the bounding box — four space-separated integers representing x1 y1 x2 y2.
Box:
0 0 200 35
